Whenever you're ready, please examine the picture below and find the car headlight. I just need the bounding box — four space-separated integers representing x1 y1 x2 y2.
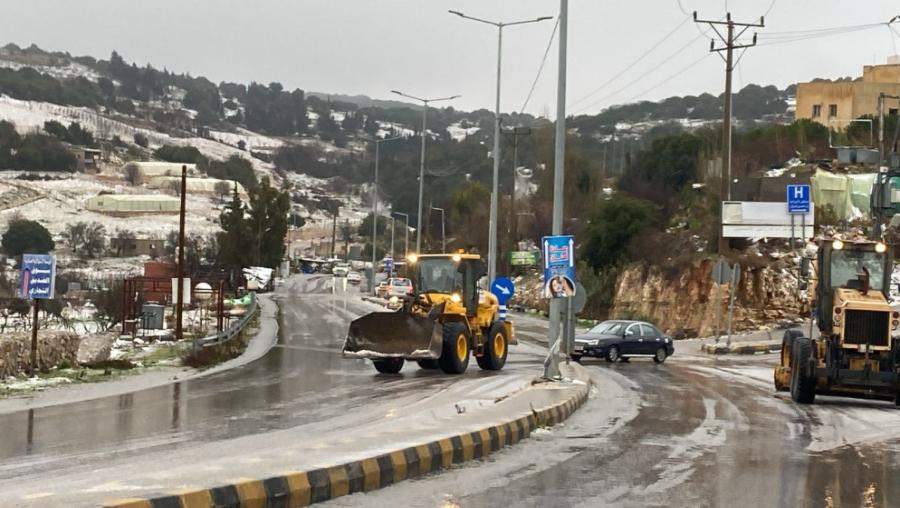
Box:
586 339 599 346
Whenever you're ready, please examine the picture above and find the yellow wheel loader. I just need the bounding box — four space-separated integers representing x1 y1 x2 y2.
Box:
342 253 516 375
774 238 900 404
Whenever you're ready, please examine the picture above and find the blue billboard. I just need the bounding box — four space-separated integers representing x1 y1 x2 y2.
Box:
542 235 576 298
19 254 56 300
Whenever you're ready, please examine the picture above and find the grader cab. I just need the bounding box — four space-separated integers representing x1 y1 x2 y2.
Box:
775 238 900 404
343 253 515 375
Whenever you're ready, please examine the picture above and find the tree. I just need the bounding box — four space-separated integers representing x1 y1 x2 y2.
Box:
207 155 257 189
1 219 54 260
246 176 290 267
123 162 142 185
153 145 208 169
217 186 252 271
113 228 136 257
581 195 657 273
62 221 106 258
214 180 232 203
133 132 149 148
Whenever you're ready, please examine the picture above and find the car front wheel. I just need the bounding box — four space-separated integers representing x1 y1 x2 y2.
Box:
653 347 668 364
606 345 620 363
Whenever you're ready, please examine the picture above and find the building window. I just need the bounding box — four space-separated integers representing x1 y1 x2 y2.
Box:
890 108 899 116
828 104 838 117
812 104 822 117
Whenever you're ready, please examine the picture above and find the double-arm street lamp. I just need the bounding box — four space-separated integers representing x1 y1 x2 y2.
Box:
390 90 460 256
449 9 553 284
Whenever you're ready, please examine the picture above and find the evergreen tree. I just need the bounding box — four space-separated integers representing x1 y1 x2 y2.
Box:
217 186 251 271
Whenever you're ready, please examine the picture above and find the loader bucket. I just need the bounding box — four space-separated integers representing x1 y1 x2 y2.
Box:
343 311 443 360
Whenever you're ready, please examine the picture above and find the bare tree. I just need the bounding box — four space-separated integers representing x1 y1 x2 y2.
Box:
63 221 107 258
214 180 232 204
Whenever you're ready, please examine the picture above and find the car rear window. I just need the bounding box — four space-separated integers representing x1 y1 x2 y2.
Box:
392 279 410 286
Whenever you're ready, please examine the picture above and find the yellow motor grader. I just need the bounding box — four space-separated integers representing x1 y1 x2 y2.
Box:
775 237 900 404
342 253 515 374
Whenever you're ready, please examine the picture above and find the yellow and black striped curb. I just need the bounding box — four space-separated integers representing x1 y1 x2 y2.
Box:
104 386 589 508
701 342 780 355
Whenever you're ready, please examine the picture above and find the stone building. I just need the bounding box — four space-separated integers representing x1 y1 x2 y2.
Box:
796 56 900 127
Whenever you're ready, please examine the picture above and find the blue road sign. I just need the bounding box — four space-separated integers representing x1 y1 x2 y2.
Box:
542 235 576 298
383 257 394 272
787 184 811 214
19 254 55 300
490 277 516 305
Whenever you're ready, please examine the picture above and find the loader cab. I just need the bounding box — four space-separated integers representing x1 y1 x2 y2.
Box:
815 239 891 332
411 254 487 317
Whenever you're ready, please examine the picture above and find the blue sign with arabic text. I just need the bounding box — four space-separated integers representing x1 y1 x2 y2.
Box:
787 184 810 214
542 235 576 298
19 254 56 300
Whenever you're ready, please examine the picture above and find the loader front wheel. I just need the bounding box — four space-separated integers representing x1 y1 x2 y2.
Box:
439 322 470 374
373 358 404 374
790 338 816 404
477 322 509 371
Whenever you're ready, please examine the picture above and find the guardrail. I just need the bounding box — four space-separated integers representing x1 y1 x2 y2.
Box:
192 292 259 351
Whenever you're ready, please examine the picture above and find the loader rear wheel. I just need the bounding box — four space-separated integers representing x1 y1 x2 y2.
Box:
790 337 816 404
439 322 470 374
373 358 404 374
477 322 509 371
417 359 439 370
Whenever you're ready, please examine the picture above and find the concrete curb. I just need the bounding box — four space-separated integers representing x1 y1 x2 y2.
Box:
701 342 781 355
103 371 591 508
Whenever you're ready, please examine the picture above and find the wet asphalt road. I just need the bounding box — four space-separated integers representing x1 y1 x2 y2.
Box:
329 349 900 507
0 274 547 488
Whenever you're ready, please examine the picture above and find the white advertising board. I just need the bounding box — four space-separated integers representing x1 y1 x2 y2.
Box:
722 201 815 239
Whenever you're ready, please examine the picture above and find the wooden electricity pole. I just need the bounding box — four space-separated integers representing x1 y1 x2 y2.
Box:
694 11 764 253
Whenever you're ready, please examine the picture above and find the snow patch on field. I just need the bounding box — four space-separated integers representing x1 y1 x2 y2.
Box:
447 122 479 142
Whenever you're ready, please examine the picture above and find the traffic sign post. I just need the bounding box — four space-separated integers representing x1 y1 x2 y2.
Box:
19 254 56 378
542 235 576 298
787 184 811 250
490 277 516 321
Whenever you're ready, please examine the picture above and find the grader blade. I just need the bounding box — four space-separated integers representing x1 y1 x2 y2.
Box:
343 311 443 359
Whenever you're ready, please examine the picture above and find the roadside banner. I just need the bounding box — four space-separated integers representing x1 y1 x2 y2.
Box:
510 250 540 266
542 235 576 298
19 254 55 300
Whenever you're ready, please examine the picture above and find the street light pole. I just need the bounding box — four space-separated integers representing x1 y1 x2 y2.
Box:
449 10 552 284
503 126 531 260
544 0 568 380
367 136 402 295
391 90 459 255
392 212 409 259
431 206 446 252
390 216 395 259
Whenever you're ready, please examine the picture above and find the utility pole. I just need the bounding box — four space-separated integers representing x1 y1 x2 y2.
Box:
330 208 338 259
390 216 395 259
368 136 402 295
544 0 567 380
694 11 764 254
393 212 410 259
175 165 187 342
431 206 446 252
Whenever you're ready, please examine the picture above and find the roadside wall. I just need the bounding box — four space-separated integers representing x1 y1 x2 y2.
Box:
0 332 80 377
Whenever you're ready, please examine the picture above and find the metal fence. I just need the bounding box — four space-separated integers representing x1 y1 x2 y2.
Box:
192 292 259 351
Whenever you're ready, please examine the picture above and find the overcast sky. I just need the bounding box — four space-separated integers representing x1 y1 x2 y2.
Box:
2 0 899 117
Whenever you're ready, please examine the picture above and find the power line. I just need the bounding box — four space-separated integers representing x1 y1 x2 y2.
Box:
614 52 712 106
572 26 712 114
570 16 691 109
519 17 559 115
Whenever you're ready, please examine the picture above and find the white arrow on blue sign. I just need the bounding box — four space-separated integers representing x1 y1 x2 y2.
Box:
490 277 516 305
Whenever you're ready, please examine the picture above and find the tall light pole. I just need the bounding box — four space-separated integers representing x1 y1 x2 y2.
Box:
431 206 446 253
390 90 459 255
449 9 552 284
366 135 402 295
390 216 395 259
503 126 532 262
393 212 410 259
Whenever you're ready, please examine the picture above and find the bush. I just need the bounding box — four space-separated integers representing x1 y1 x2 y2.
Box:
581 195 657 273
133 132 149 148
153 144 208 169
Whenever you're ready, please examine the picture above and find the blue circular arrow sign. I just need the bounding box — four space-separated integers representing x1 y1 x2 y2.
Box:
490 277 516 305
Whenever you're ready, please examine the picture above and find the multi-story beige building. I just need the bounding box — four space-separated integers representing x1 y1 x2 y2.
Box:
796 56 900 127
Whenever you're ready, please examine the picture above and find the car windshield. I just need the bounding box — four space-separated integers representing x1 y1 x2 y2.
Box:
417 258 462 294
588 321 628 336
830 249 885 290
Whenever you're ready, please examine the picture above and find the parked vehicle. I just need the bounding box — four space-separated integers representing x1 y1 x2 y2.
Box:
376 281 390 299
347 271 362 284
572 320 673 363
332 263 350 277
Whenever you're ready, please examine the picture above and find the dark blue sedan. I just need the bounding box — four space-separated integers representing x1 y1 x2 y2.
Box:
572 320 674 363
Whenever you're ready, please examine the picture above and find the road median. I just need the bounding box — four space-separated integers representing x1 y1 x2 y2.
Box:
104 363 591 508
